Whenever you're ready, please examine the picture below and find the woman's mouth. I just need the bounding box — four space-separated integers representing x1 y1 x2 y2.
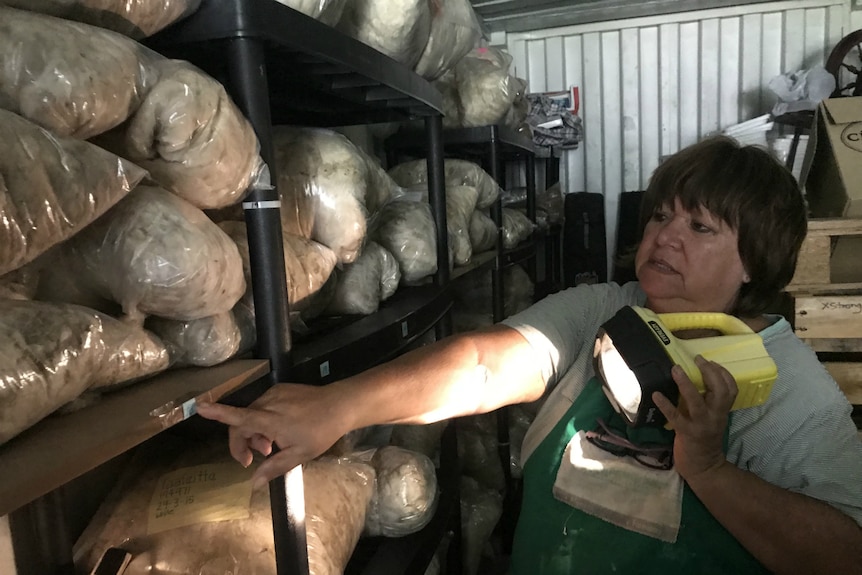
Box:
648 258 678 274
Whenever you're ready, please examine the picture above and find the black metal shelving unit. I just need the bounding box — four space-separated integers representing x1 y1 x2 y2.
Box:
145 2 461 574
385 123 539 558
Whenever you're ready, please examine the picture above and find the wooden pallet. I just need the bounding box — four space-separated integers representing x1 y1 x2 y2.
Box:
823 362 862 406
787 218 862 293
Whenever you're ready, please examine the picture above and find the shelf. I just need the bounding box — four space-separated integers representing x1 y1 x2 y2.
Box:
451 250 497 281
386 124 535 159
145 0 443 126
289 286 453 383
501 238 539 268
0 359 269 517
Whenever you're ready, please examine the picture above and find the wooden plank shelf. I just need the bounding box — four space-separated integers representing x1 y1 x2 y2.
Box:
0 359 269 516
787 217 862 293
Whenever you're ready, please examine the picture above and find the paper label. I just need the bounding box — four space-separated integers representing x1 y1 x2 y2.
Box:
147 462 254 535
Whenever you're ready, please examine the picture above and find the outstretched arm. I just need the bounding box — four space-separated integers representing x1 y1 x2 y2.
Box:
196 324 545 485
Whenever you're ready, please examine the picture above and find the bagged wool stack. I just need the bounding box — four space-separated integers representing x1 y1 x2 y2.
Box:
145 311 244 368
0 7 157 139
324 241 401 316
370 195 440 285
413 0 482 81
0 300 169 445
219 221 338 321
73 437 377 575
0 109 145 278
364 446 439 538
274 127 397 265
36 186 247 324
388 158 500 210
0 0 201 38
454 46 517 128
94 59 264 211
337 0 431 67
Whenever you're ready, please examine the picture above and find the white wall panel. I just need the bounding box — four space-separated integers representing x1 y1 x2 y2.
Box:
504 0 852 276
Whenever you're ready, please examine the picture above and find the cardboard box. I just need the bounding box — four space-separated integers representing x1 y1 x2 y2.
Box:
799 97 862 217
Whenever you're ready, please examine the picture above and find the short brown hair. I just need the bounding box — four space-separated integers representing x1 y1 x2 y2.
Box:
635 136 807 316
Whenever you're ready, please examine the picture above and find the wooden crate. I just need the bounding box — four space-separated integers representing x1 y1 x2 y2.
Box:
822 362 862 406
791 293 862 351
788 218 862 291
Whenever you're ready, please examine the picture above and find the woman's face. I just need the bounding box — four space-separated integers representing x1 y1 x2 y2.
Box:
635 198 748 314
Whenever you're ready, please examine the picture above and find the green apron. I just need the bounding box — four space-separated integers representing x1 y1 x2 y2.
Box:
509 377 769 574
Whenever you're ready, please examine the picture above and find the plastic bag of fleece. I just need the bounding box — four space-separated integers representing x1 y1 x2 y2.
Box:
0 109 145 277
388 158 500 210
73 435 376 575
336 0 431 68
413 0 482 81
468 210 497 254
460 476 503 575
502 207 536 249
273 0 347 25
0 299 169 445
363 446 439 538
370 192 454 286
93 58 264 211
145 311 243 368
0 7 159 139
452 46 517 128
218 220 337 322
0 0 201 39
36 186 246 324
274 127 396 265
324 241 401 316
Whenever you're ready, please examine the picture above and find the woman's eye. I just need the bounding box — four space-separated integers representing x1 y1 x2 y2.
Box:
691 221 712 233
651 211 669 222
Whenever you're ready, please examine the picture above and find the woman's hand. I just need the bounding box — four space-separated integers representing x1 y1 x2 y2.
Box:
652 355 737 482
195 383 351 488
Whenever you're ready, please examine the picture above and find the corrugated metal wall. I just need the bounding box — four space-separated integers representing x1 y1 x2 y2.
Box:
500 0 852 275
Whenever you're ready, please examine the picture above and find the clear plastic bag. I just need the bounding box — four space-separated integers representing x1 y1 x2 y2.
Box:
73 436 376 575
455 46 516 128
370 196 439 285
388 158 500 209
337 0 432 67
0 0 201 38
273 0 347 25
468 210 498 254
364 446 439 538
95 59 263 210
325 241 401 316
414 0 482 81
274 127 380 264
0 7 157 139
501 207 535 250
389 421 448 462
218 220 337 320
39 186 246 323
0 300 169 445
145 311 242 368
0 263 40 301
0 109 146 277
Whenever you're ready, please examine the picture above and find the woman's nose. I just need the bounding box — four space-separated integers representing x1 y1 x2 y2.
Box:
655 216 684 246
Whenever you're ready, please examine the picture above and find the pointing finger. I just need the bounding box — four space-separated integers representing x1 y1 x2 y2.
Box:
195 402 251 427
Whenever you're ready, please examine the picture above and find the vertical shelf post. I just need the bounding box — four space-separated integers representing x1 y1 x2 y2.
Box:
224 36 309 575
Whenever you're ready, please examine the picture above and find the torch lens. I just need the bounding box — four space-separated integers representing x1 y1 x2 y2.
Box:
597 336 642 422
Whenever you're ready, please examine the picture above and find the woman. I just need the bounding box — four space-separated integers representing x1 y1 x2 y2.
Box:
198 137 862 573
